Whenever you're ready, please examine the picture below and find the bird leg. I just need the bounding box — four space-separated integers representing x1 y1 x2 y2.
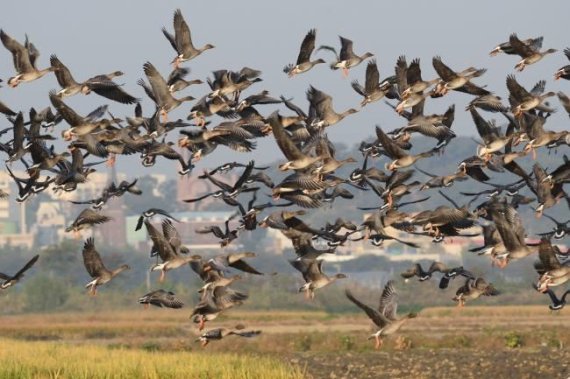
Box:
374 336 383 350
539 278 551 292
198 317 206 331
159 270 166 283
192 150 203 163
106 153 116 167
495 258 508 269
160 109 169 123
387 192 393 209
73 230 81 240
200 339 209 347
342 68 349 78
144 303 149 310
172 57 180 69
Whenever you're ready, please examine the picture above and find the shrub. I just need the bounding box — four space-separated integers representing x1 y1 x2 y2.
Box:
504 332 523 348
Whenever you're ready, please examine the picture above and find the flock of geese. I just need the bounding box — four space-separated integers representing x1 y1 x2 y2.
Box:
0 8 569 349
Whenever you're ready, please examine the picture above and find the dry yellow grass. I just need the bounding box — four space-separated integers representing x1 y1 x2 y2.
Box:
0 339 305 379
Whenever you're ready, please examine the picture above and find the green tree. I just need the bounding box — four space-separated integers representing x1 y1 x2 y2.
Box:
23 274 70 312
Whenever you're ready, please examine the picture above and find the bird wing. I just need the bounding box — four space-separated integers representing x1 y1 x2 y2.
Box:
268 112 305 161
202 170 232 192
75 208 111 227
0 30 34 73
456 82 490 96
11 254 39 280
339 36 354 60
557 92 570 116
375 126 406 159
162 27 178 53
231 330 262 338
143 62 171 107
378 280 399 321
407 58 423 85
533 163 552 204
233 160 254 191
49 91 85 126
87 81 139 105
297 29 316 64
428 261 448 274
364 60 380 93
173 8 196 52
0 101 16 116
345 289 388 328
11 112 25 152
50 54 79 88
229 258 263 275
509 33 535 58
400 263 421 279
395 55 409 94
529 80 546 96
506 75 531 102
162 219 182 251
432 56 458 81
82 238 108 278
470 107 500 145
537 239 562 271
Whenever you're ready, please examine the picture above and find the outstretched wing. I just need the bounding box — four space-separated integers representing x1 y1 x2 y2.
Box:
12 255 39 280
345 289 388 328
297 29 316 64
378 280 398 321
82 238 107 278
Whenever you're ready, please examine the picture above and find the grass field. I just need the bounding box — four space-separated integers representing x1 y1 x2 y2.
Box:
0 339 305 379
0 306 568 378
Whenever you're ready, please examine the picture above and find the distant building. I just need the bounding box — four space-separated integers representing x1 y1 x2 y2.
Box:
33 202 66 246
98 197 127 248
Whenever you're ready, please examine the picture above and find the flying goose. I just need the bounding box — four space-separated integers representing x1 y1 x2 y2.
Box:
375 126 435 171
142 62 195 122
508 33 557 71
506 75 555 117
0 30 54 87
268 112 322 171
284 29 325 77
0 255 39 290
196 325 261 347
351 60 397 106
145 219 201 282
345 281 417 349
306 86 358 128
489 35 543 56
319 36 373 76
191 286 248 330
50 55 137 104
82 238 129 296
65 208 112 238
453 277 499 307
535 238 570 292
163 9 214 67
290 258 347 299
138 289 184 309
431 56 487 96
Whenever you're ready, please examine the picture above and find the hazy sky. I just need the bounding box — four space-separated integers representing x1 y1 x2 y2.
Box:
1 0 569 171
